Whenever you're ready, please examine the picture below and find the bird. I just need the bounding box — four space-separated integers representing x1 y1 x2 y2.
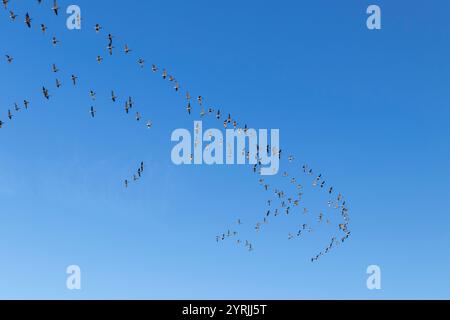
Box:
7 109 12 120
107 44 114 55
24 13 32 28
124 101 130 114
40 24 47 33
71 74 78 85
96 55 103 63
152 64 158 72
135 112 141 121
111 91 117 102
124 44 131 54
137 58 145 68
2 0 8 10
89 90 96 100
52 36 60 46
95 24 102 33
9 11 17 21
24 100 30 109
55 78 61 88
146 120 153 129
90 106 96 118
186 102 191 115
14 103 20 112
52 0 59 15
5 55 13 64
42 87 50 99
52 64 59 73
0 120 3 128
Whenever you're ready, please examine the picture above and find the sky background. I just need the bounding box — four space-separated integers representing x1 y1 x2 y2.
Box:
0 0 449 299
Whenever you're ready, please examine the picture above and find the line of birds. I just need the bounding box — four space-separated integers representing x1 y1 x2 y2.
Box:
1 1 351 262
124 161 145 188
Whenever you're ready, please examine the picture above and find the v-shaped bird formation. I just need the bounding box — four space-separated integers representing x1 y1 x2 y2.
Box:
1 0 351 263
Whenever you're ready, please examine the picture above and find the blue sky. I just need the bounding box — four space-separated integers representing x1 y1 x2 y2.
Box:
0 0 449 299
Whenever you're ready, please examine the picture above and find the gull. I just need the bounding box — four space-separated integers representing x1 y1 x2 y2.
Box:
14 103 20 112
24 100 30 109
137 58 145 68
111 91 117 102
107 34 114 43
96 55 103 63
329 187 333 194
95 24 102 33
216 110 221 120
89 90 96 100
197 96 203 106
52 0 59 15
90 106 96 118
71 74 78 85
41 24 47 33
174 82 180 92
140 162 144 172
25 13 32 28
128 97 134 108
162 69 167 79
135 112 141 121
5 55 13 64
55 78 61 88
169 75 175 82
152 64 158 72
146 120 153 129
52 64 59 72
42 87 50 99
52 36 60 46
8 109 13 120
124 44 131 54
9 11 17 21
124 101 130 114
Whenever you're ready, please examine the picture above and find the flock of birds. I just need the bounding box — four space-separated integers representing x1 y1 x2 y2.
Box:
1 0 351 263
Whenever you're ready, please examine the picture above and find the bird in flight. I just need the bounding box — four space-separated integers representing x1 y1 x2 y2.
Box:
24 100 30 109
71 74 78 85
111 91 117 102
7 109 13 120
52 64 59 73
146 120 152 129
9 11 17 21
90 106 96 118
96 55 103 63
55 78 62 88
5 55 13 64
52 37 60 46
25 13 31 28
2 0 9 10
52 0 59 15
41 24 47 33
95 24 102 33
124 45 131 54
89 90 96 100
42 87 50 100
0 120 3 128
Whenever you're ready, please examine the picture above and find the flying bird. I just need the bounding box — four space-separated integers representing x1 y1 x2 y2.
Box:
71 74 78 85
90 106 96 118
25 13 32 28
52 0 59 15
5 55 13 64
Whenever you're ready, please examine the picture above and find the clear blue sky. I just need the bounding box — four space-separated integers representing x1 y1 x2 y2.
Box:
0 0 449 299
